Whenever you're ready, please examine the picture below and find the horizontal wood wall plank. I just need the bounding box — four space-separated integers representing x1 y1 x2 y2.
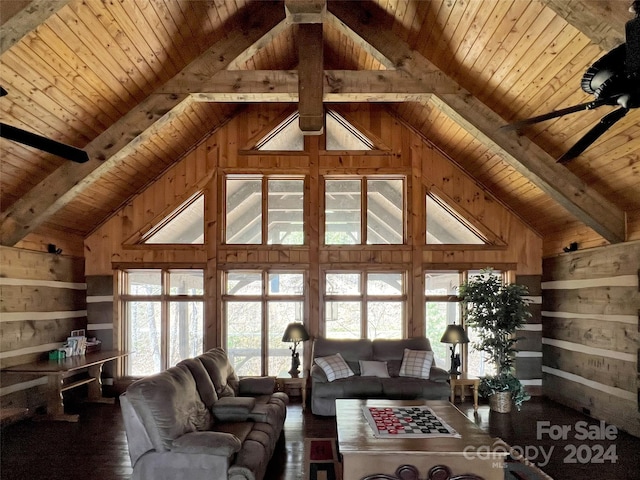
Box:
542 316 638 354
543 286 638 316
543 372 640 437
543 344 636 392
0 285 86 313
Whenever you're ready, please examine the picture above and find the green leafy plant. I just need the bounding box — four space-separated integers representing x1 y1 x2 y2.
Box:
458 269 532 411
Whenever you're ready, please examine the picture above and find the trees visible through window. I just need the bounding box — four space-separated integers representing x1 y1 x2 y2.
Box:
325 177 404 245
324 271 405 339
122 269 204 376
225 176 304 245
223 270 305 376
424 270 500 376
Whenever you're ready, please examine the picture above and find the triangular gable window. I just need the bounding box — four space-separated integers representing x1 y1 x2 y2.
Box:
254 110 375 151
325 110 374 150
256 112 304 151
142 193 205 244
426 193 486 245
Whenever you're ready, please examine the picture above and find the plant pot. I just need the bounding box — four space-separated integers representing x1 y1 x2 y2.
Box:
489 391 512 413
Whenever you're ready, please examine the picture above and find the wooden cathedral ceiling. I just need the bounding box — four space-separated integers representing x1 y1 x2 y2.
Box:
0 0 638 247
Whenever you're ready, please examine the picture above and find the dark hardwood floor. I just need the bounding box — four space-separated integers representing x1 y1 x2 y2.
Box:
1 396 638 479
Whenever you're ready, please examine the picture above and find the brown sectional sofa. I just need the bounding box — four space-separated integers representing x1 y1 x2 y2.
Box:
120 347 288 480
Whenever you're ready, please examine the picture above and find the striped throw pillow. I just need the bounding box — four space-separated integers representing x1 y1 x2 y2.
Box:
399 348 434 379
315 353 354 382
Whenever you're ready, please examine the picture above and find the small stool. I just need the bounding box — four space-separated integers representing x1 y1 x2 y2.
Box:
449 373 480 411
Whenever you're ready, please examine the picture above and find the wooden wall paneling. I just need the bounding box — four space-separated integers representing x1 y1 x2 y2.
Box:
542 242 640 436
0 247 86 413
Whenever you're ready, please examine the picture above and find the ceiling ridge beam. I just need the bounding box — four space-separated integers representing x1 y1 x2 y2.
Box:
327 1 626 244
0 2 287 246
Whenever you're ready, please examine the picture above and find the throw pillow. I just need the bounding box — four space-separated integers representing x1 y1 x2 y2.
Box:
359 360 390 378
315 353 354 382
399 348 434 379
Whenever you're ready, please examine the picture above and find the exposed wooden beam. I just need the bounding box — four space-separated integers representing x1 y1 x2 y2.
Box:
430 94 626 244
285 0 325 23
164 69 460 100
297 23 324 134
0 3 287 246
0 0 70 54
327 1 626 244
540 0 627 52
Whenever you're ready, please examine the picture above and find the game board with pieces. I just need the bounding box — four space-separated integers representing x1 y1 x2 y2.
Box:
363 406 461 438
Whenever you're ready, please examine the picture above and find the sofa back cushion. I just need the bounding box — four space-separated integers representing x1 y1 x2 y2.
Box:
372 337 432 361
177 357 218 408
126 364 212 452
312 338 373 374
198 348 239 398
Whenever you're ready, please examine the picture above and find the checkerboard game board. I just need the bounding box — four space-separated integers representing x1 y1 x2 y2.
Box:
362 406 461 438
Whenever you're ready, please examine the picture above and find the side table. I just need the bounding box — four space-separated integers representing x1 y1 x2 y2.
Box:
279 376 307 411
450 373 480 411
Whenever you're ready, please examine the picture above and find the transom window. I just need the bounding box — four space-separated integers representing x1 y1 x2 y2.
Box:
121 268 204 376
225 175 304 245
223 270 306 376
325 177 404 245
324 271 405 339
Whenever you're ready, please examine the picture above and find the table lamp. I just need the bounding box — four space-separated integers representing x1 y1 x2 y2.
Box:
440 324 469 375
282 322 310 378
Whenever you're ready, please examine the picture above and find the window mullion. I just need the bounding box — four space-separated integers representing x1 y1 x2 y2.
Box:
161 270 170 371
361 177 367 245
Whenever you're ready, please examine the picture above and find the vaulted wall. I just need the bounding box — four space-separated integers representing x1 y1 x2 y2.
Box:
84 103 543 388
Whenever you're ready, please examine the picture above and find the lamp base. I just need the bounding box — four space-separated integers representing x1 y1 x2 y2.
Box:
288 368 300 378
448 368 461 376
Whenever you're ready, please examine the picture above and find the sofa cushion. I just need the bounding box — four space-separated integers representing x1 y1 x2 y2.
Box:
171 431 241 456
126 365 213 451
380 377 450 399
212 397 256 422
177 357 218 408
399 348 434 379
359 360 390 378
315 353 354 382
198 348 239 397
372 338 432 361
239 376 276 396
313 338 373 365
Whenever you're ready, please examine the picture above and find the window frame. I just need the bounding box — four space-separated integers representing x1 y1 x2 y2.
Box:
223 174 307 246
321 268 408 339
322 175 406 246
119 267 205 375
221 268 308 377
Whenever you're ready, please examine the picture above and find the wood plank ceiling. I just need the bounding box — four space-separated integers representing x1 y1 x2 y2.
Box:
0 0 638 253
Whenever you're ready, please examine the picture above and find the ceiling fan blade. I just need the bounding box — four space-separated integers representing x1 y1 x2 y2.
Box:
0 122 89 163
557 107 628 163
501 99 609 130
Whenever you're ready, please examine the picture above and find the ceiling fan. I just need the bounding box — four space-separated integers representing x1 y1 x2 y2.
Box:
503 1 640 164
0 87 89 163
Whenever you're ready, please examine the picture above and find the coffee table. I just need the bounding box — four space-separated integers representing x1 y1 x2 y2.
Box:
335 399 507 480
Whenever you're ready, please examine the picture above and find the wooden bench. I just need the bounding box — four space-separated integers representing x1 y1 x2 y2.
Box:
2 350 128 422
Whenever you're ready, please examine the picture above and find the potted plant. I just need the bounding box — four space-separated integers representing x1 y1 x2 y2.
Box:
458 269 531 412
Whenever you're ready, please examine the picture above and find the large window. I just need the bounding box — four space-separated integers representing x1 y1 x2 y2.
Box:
225 176 304 245
325 177 404 245
324 271 405 339
424 269 500 376
223 270 306 376
121 269 204 376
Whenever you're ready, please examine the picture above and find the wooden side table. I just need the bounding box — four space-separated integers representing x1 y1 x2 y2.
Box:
449 373 480 411
280 376 307 411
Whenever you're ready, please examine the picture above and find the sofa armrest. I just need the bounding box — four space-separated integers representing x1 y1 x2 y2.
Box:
310 364 328 382
172 431 241 456
429 366 450 382
238 376 276 396
211 396 256 422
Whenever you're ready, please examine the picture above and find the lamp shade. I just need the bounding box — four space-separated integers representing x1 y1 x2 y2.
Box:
440 324 469 344
282 322 310 343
